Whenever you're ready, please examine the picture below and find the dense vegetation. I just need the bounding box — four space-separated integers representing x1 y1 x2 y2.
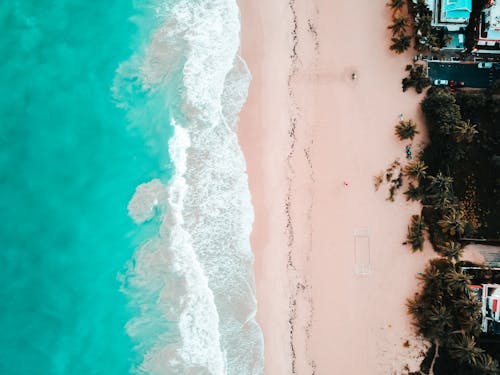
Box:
387 0 413 54
420 86 500 241
385 1 500 373
409 0 451 54
377 87 499 374
398 85 500 374
402 64 431 93
407 258 497 375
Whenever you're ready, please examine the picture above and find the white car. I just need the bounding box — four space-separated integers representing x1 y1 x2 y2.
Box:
478 62 493 69
434 79 448 86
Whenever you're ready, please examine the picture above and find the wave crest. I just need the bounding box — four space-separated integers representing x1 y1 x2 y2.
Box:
120 0 264 374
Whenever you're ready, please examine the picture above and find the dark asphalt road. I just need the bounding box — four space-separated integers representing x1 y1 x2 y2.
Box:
428 61 500 88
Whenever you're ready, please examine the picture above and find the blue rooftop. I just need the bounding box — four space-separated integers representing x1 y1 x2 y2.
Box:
443 0 472 21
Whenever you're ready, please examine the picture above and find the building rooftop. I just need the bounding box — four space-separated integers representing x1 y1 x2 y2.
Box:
441 0 472 23
483 0 500 41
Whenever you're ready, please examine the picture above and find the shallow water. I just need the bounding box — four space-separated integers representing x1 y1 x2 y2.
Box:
0 1 167 373
0 0 263 374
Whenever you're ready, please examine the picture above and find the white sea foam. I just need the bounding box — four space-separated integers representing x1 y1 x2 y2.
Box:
128 179 168 224
121 0 264 374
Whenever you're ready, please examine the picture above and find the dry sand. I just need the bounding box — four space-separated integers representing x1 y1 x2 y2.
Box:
237 0 484 373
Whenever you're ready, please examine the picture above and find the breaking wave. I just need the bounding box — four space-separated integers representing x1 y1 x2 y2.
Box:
115 0 264 374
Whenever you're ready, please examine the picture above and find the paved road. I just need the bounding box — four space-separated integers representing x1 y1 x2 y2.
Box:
427 61 500 88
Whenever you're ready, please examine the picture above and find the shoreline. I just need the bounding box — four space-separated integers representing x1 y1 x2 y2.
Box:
237 0 486 373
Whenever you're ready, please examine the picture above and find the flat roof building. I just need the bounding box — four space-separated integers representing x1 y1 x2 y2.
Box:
476 0 500 54
427 0 472 31
441 0 472 23
483 0 500 41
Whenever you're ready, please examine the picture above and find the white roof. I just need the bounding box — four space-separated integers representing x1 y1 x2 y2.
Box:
482 1 500 40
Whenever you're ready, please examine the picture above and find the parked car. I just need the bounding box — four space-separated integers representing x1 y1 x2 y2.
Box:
434 79 449 86
449 80 465 87
478 62 493 69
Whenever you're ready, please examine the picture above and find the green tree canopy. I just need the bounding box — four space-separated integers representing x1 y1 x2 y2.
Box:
454 120 479 143
390 33 412 54
436 241 464 262
406 214 426 252
406 258 493 374
395 119 419 140
438 208 467 237
421 88 462 136
388 14 409 35
405 160 428 181
402 64 431 93
404 182 423 201
386 0 405 11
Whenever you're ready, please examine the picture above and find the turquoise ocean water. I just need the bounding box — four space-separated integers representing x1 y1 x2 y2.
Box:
1 0 263 374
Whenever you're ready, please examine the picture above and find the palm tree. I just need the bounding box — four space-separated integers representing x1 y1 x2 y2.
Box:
402 64 431 93
404 182 423 201
413 0 431 17
402 77 411 92
424 171 457 210
428 172 454 194
406 214 426 251
395 119 419 140
455 297 481 336
390 33 412 54
414 68 431 93
426 305 454 339
454 120 479 143
415 14 433 37
388 14 409 35
386 0 405 11
404 160 428 181
448 333 484 366
438 208 467 237
432 193 457 212
443 268 471 294
437 241 464 261
426 172 457 210
420 259 448 287
475 353 500 374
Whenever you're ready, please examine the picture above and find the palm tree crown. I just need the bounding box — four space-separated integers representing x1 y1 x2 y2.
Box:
438 208 467 237
387 0 405 11
395 119 419 140
390 34 412 54
404 182 423 201
454 120 479 143
449 333 484 366
406 214 426 252
437 241 464 261
404 160 428 181
388 14 409 35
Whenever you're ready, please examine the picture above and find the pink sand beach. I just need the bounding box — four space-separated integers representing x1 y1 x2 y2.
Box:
237 0 485 373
